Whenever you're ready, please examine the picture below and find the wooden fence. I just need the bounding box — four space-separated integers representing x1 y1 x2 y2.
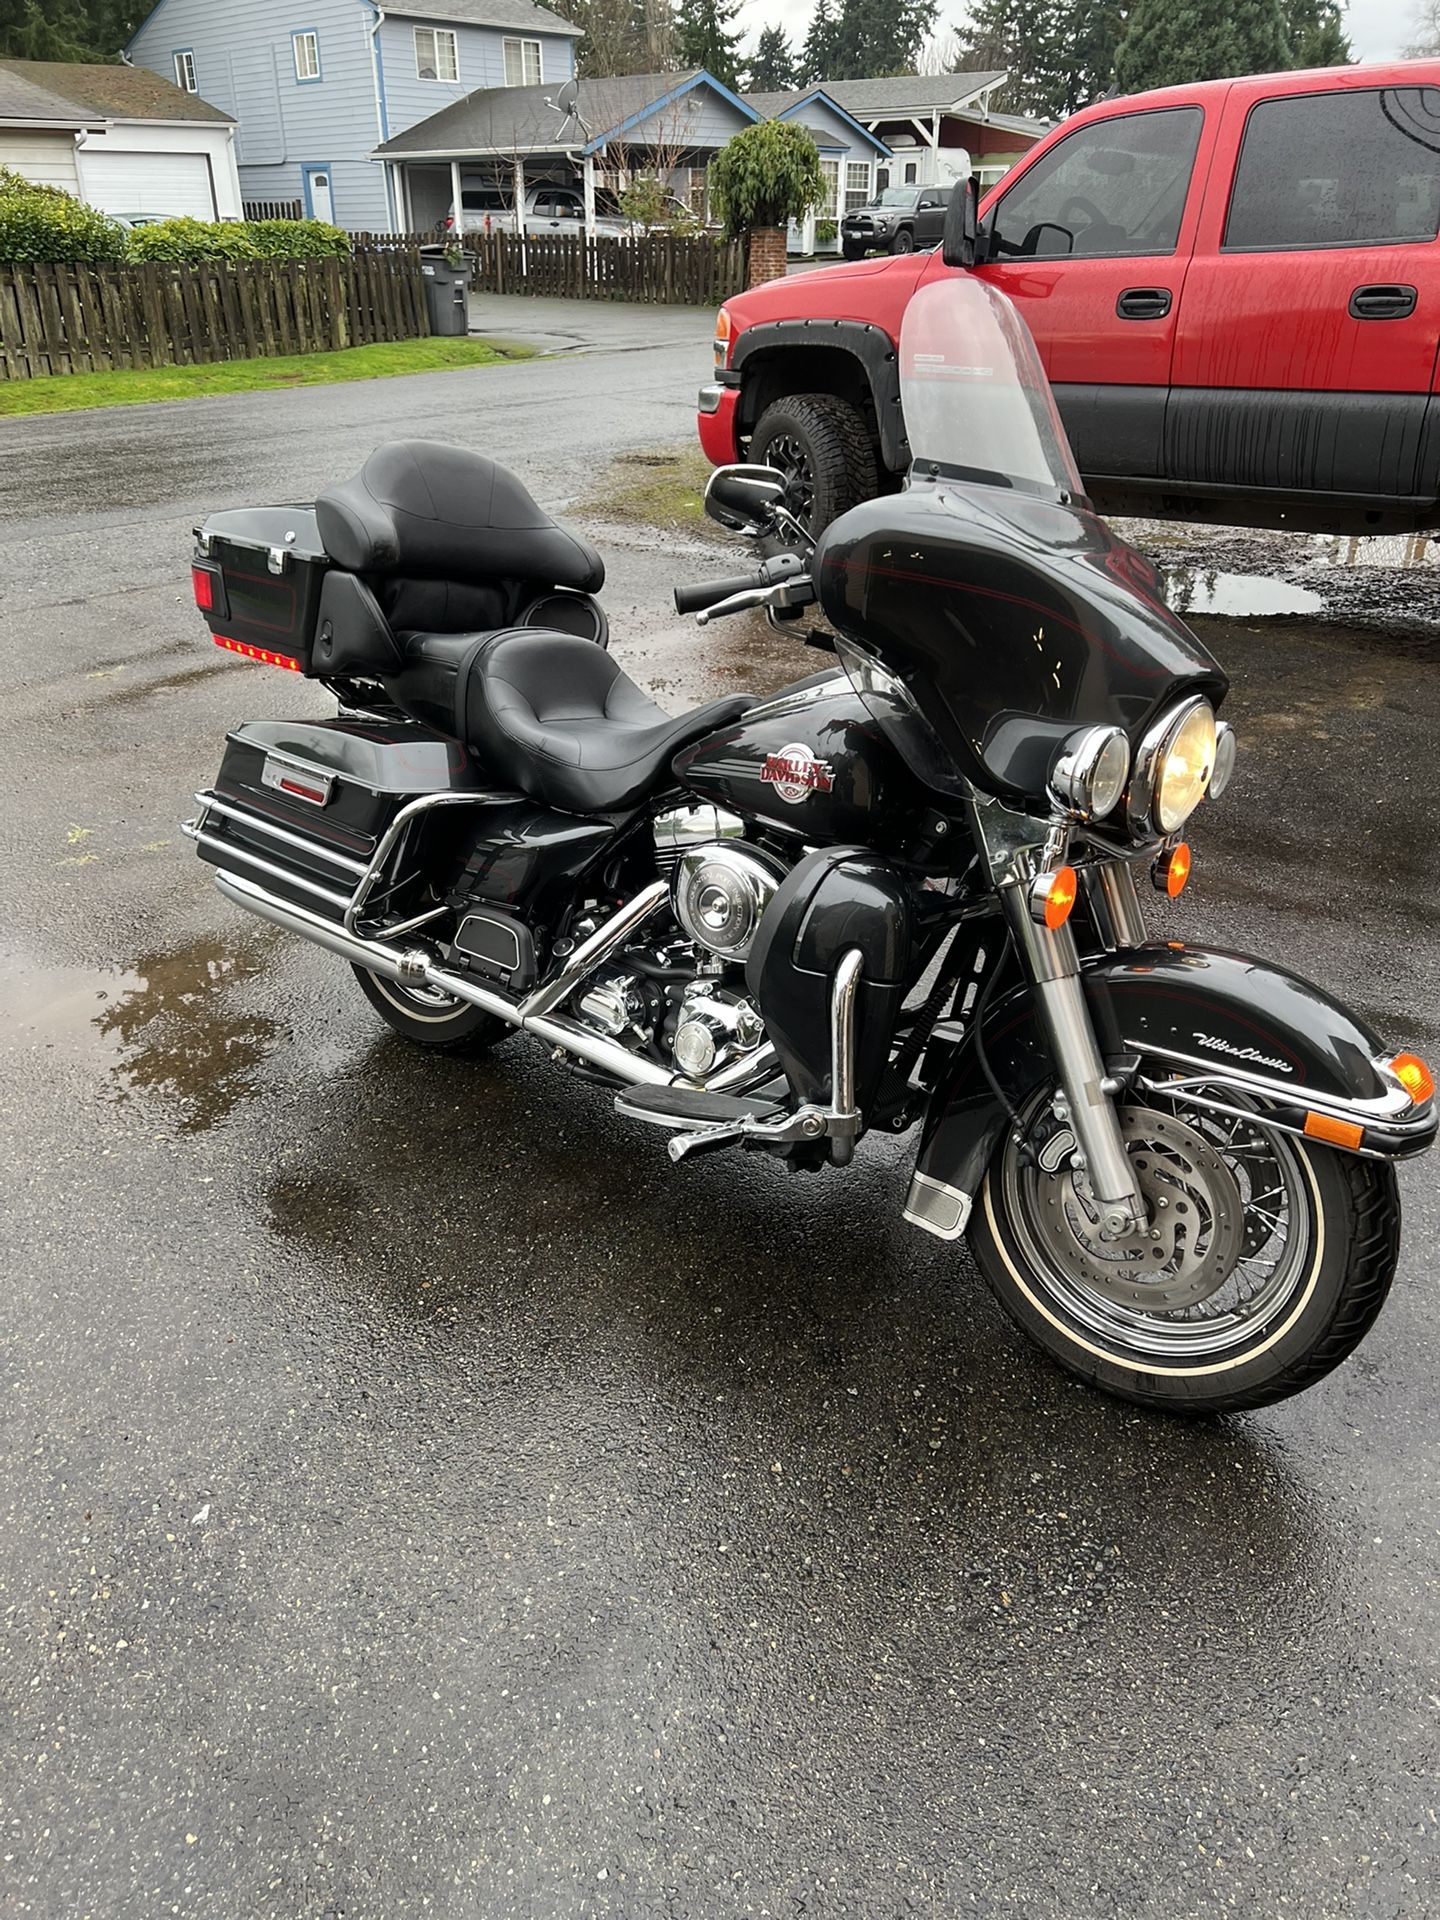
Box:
0 250 428 380
467 231 745 305
242 198 305 221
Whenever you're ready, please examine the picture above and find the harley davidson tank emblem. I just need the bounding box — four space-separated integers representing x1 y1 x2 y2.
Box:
760 743 835 805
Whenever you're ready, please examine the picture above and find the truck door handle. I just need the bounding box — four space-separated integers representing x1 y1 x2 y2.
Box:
1349 283 1417 319
1116 287 1172 320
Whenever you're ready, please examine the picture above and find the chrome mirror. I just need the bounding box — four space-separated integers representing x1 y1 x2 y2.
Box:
704 464 789 535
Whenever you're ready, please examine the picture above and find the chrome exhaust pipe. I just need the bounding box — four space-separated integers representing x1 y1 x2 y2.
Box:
213 870 678 1088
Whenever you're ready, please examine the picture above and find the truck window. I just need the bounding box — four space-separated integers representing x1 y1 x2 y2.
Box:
1223 86 1440 251
990 107 1203 259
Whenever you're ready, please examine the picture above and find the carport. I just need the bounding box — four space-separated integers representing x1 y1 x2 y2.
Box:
375 67 758 237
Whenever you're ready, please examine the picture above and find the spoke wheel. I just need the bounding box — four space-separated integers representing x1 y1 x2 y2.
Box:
749 394 878 542
352 964 511 1055
1008 1101 1309 1360
968 1070 1401 1413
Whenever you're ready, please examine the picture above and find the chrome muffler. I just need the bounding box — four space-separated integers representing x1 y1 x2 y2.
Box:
211 871 720 1090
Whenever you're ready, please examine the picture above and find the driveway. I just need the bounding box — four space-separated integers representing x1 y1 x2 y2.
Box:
2 347 1439 1919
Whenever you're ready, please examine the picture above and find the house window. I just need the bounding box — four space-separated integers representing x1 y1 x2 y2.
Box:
503 37 542 86
293 32 321 82
415 26 459 82
844 161 870 211
903 161 917 184
173 49 197 93
819 158 840 219
876 166 890 191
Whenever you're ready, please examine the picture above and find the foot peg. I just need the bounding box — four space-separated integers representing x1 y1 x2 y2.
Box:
616 948 866 1167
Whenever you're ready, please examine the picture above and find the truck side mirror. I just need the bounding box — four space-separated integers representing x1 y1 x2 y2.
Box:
942 177 980 268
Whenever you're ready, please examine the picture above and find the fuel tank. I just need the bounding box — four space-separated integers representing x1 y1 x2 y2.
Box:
673 668 935 844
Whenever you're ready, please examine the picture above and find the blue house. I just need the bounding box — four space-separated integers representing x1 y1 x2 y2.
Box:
126 0 583 231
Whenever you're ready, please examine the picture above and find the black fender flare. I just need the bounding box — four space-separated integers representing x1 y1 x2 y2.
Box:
730 319 907 471
904 942 1433 1242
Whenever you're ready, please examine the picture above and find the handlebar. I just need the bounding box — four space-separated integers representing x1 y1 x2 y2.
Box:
673 550 809 617
673 569 773 616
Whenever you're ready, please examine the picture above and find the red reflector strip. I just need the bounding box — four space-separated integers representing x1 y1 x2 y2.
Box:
192 564 215 611
213 634 302 672
279 776 326 803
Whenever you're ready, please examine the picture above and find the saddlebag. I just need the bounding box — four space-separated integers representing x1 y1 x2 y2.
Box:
188 718 492 919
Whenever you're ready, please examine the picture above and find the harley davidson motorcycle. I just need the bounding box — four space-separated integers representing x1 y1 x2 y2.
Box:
183 265 1435 1414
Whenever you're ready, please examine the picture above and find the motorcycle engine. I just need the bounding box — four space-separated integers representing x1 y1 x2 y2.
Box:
567 809 783 1082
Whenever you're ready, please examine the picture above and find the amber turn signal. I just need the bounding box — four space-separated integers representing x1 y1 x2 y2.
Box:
1390 1051 1436 1105
1029 864 1078 930
1152 842 1192 898
1303 1111 1365 1151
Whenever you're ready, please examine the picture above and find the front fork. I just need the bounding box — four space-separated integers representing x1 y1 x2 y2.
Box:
997 847 1150 1238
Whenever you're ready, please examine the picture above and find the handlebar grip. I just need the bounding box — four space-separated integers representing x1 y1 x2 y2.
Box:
673 570 771 616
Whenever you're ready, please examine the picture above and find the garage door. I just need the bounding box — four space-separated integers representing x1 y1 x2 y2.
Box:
80 152 215 221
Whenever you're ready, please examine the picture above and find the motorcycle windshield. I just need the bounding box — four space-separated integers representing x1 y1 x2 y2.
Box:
899 274 1082 498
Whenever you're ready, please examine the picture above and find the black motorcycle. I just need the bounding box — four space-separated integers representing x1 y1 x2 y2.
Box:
184 271 1435 1414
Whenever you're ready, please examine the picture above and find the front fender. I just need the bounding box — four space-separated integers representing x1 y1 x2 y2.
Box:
903 942 1435 1242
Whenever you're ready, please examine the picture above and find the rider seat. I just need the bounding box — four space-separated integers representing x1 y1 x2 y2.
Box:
394 628 753 813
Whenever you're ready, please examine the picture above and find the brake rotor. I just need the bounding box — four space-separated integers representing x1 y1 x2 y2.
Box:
1031 1106 1246 1313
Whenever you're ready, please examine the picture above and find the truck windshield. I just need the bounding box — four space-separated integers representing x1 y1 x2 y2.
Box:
877 188 919 207
898 274 1081 496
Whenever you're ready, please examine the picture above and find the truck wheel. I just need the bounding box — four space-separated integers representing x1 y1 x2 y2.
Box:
890 227 915 255
841 241 865 260
749 393 878 538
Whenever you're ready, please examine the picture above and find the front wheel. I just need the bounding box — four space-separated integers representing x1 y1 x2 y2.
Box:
969 1088 1400 1413
889 227 915 255
352 965 511 1055
841 240 865 260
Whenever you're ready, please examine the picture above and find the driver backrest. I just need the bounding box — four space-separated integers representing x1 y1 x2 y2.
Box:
315 440 604 638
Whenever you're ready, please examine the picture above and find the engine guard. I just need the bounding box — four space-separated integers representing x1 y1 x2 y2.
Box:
903 942 1436 1243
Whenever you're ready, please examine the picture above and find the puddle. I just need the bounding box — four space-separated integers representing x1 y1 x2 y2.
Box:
1165 569 1325 618
91 933 283 1133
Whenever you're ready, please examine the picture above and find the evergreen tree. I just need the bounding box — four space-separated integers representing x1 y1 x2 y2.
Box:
830 0 939 80
801 0 845 81
1115 0 1291 92
0 0 92 59
746 22 798 91
955 0 1097 119
674 0 743 85
1287 0 1351 64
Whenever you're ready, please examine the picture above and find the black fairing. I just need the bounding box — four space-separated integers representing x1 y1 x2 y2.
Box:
746 847 912 1109
816 481 1228 804
675 670 935 845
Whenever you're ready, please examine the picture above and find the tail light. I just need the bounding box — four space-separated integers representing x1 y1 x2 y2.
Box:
213 634 302 672
192 562 225 615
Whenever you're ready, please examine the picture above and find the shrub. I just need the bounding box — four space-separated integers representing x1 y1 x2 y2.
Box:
709 121 824 240
0 169 126 265
127 218 261 263
815 218 838 245
247 218 350 260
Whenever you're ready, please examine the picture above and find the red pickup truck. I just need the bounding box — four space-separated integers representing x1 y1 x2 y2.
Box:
698 63 1440 536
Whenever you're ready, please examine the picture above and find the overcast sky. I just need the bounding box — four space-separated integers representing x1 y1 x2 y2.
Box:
732 0 1419 67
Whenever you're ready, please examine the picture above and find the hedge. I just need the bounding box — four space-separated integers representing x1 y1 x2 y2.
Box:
128 216 352 263
0 168 126 266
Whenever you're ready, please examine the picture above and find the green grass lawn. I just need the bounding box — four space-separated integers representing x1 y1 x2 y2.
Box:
0 336 533 417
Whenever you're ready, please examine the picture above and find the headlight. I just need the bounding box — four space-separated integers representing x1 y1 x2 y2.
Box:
1208 720 1237 800
1049 725 1129 820
1128 698 1217 838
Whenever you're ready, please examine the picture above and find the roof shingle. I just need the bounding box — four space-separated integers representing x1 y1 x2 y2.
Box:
0 59 232 124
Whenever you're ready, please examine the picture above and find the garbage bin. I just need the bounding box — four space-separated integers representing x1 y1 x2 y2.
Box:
419 247 470 337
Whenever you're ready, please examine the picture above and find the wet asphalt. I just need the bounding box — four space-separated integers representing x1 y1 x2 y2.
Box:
2 336 1440 1920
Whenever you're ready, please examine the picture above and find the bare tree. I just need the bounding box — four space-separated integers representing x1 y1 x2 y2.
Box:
1404 0 1440 54
916 27 965 71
